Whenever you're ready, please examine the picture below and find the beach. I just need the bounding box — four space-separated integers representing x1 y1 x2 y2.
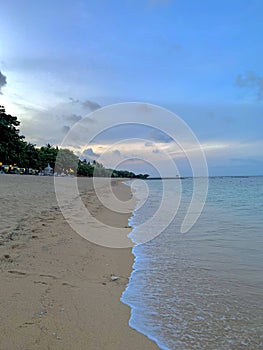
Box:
0 174 159 350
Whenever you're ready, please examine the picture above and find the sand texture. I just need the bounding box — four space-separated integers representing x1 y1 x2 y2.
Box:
0 175 159 350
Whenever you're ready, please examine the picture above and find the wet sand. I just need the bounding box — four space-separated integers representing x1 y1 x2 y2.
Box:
0 175 159 350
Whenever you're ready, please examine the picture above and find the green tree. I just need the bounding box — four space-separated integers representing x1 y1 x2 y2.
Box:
0 105 26 165
55 148 79 174
21 142 40 169
38 144 59 169
77 159 94 176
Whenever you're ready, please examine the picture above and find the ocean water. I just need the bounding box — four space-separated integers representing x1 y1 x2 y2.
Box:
121 177 263 350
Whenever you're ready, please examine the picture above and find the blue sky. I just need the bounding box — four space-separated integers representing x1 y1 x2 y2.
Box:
0 0 263 176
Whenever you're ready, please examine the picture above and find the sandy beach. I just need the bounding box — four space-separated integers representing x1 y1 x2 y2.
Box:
0 174 159 350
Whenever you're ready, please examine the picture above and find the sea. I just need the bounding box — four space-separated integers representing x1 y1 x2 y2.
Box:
121 177 263 350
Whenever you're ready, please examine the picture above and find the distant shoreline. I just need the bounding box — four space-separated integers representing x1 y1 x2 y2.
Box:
146 175 263 179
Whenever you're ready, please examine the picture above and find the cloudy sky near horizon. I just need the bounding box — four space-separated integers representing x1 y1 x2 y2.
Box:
1 0 263 176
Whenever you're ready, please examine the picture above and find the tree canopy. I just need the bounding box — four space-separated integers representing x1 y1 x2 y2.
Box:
0 105 25 165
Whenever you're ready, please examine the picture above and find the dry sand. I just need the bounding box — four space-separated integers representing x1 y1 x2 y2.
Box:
0 175 159 350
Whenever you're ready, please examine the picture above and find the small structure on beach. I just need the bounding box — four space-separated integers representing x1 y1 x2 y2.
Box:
44 163 53 176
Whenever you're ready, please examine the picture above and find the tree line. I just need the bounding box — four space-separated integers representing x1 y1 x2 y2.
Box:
0 105 149 179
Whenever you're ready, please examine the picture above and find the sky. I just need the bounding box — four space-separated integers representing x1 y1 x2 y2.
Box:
0 0 263 176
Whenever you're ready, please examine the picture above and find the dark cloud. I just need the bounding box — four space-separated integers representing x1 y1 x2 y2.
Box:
62 125 70 133
0 71 7 94
69 97 101 111
82 100 101 111
236 71 263 100
113 149 121 156
66 114 82 123
69 97 80 104
82 148 99 158
149 129 173 143
152 149 160 154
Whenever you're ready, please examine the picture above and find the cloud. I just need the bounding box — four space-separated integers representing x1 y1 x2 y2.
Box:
82 147 100 158
65 114 82 123
19 99 98 145
69 97 101 111
152 149 160 154
69 97 79 104
123 158 145 164
149 129 173 143
236 71 263 100
82 100 101 110
0 71 7 94
113 149 121 156
62 125 70 133
145 141 153 147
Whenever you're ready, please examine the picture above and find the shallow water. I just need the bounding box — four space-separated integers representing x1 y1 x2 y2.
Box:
122 177 263 350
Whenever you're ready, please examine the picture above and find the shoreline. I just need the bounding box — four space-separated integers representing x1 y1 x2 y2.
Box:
120 183 165 350
0 175 159 349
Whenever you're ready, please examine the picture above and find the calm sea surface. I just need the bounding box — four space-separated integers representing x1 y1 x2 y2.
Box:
122 177 263 350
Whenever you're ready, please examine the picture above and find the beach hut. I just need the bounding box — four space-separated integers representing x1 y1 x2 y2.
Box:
44 163 53 176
